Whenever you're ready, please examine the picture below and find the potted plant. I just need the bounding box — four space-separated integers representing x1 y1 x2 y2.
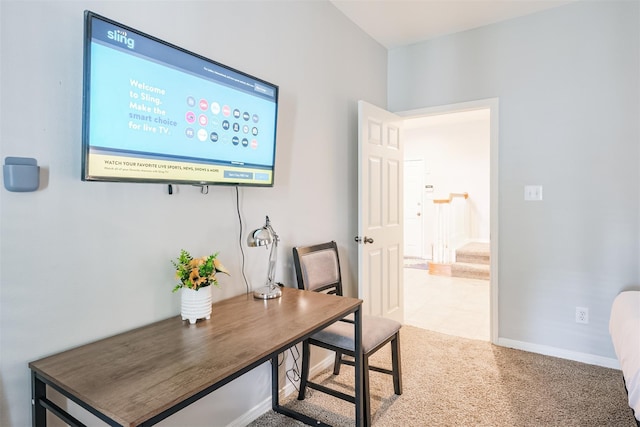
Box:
172 249 229 324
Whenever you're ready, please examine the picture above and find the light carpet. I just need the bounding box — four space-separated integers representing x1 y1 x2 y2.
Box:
248 325 635 426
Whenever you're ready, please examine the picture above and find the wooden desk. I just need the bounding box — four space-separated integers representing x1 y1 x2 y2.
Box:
29 287 363 426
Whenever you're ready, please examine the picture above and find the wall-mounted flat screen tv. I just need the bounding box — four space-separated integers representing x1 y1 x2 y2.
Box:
82 11 279 187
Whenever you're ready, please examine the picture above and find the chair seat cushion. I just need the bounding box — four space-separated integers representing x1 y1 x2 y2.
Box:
311 315 401 354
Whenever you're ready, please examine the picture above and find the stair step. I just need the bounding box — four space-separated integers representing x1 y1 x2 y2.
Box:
455 242 490 265
451 262 490 280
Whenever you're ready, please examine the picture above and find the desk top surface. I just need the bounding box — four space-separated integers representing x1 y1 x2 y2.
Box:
29 287 361 426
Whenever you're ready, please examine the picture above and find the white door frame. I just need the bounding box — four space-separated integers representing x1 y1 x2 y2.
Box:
396 98 499 344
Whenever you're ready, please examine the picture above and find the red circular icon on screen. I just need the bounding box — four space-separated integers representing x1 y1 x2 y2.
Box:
222 105 231 117
199 99 208 110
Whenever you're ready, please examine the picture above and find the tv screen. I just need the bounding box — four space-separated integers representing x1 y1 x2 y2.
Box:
82 11 279 187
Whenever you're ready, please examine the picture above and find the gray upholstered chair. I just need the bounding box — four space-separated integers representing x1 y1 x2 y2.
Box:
292 241 402 426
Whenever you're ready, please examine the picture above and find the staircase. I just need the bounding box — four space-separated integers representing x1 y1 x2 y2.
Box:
451 242 490 280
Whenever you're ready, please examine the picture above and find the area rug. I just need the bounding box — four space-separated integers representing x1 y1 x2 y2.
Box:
403 257 429 270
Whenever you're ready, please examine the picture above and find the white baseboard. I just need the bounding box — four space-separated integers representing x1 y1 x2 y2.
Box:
497 338 620 370
227 401 271 427
227 354 335 427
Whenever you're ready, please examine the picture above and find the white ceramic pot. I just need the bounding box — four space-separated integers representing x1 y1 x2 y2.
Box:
181 286 212 325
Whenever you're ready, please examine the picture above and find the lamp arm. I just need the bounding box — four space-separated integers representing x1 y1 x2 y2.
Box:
266 225 278 289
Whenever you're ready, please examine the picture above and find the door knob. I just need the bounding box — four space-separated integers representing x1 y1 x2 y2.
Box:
354 236 374 244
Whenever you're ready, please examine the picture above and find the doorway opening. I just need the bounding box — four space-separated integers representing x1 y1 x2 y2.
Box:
397 99 498 343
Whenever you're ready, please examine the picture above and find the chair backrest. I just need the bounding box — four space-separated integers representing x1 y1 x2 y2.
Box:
293 241 343 296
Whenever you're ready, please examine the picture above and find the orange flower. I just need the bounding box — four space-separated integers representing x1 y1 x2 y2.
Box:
189 269 206 288
214 259 230 275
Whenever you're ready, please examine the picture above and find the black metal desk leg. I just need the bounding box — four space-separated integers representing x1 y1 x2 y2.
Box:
271 355 279 410
31 371 47 427
354 306 364 427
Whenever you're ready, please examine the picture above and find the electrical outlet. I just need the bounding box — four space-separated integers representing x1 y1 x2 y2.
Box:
524 185 543 201
576 307 589 324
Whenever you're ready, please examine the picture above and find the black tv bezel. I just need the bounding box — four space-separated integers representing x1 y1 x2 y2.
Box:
81 10 279 187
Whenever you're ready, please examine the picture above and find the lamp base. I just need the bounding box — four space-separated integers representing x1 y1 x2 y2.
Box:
253 285 282 300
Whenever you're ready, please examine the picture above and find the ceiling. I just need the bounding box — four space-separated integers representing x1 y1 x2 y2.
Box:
329 0 576 49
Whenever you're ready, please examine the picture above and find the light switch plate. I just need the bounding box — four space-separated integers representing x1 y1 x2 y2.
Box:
524 185 543 201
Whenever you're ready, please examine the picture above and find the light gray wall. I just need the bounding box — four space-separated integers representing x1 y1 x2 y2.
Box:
0 1 386 425
390 1 639 357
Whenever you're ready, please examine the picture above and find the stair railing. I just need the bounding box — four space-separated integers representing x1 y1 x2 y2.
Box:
432 193 469 264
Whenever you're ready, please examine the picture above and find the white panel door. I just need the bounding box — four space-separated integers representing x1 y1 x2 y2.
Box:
357 100 404 323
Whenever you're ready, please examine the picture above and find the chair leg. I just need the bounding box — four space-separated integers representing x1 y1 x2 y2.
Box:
363 355 371 427
333 351 342 375
298 340 310 400
391 333 402 395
